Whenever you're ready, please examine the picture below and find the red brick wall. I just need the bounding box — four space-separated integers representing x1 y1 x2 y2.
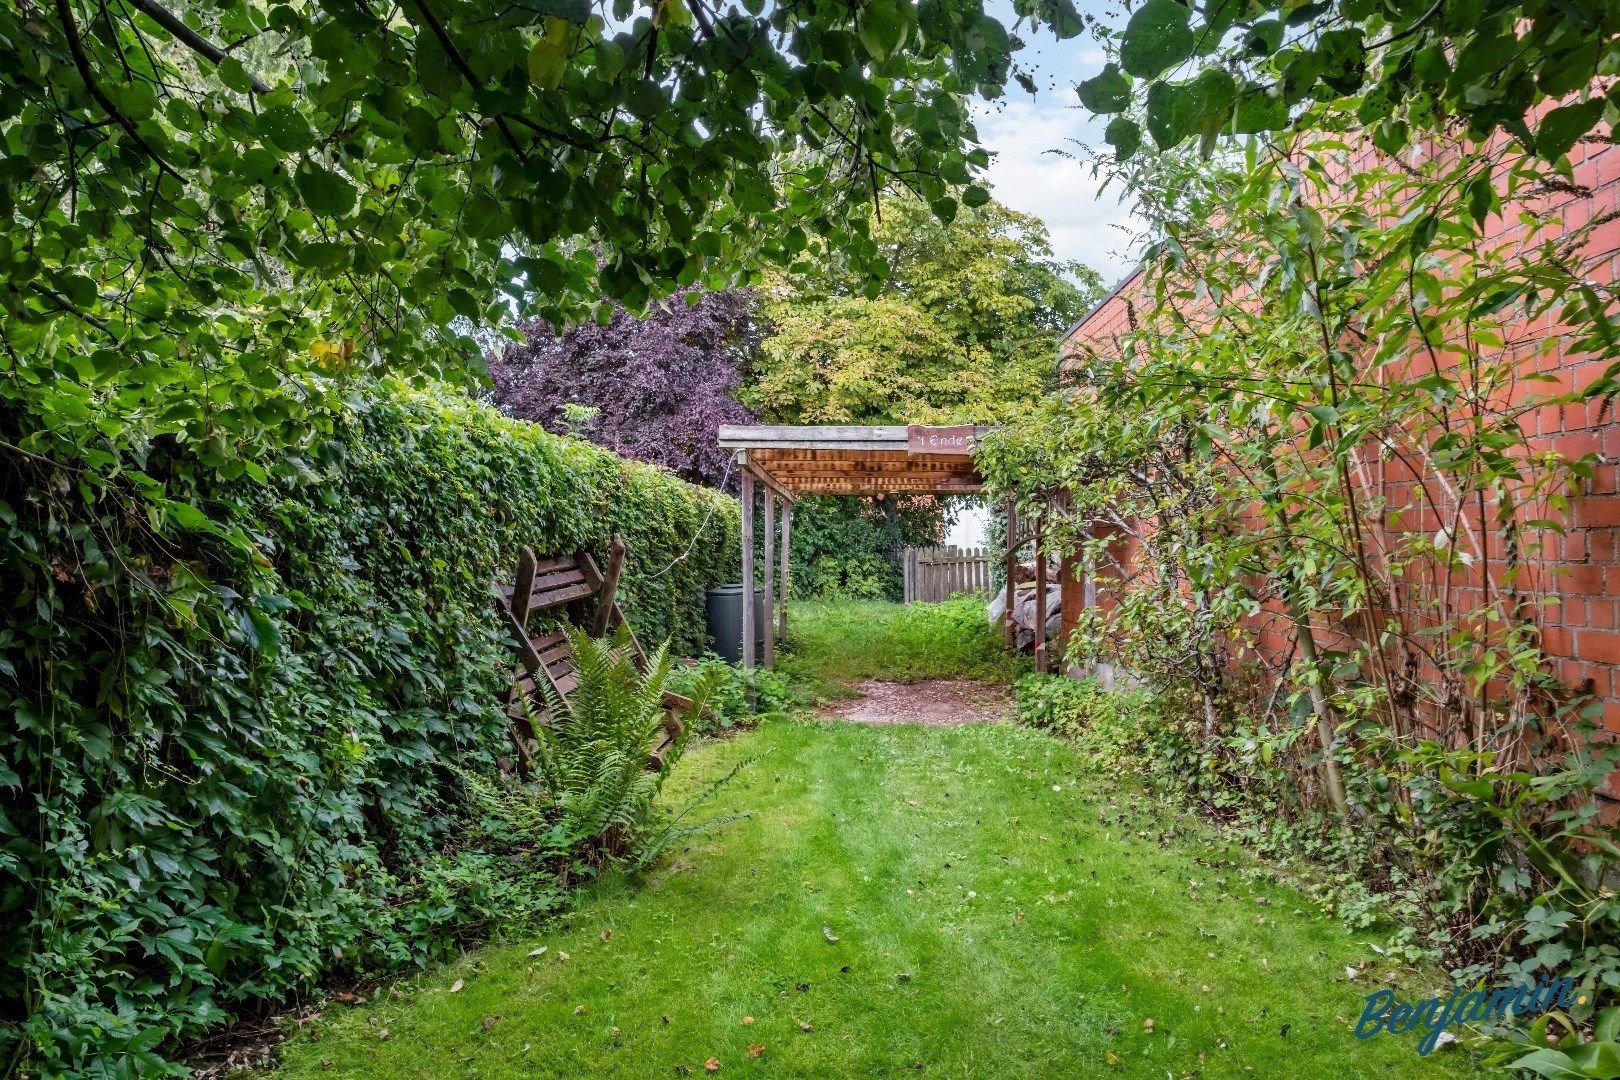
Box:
1057 139 1620 735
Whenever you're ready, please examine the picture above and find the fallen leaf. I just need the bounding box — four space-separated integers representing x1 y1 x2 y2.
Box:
741 1016 755 1026
601 930 613 942
558 951 571 961
1345 966 1359 981
481 1016 500 1031
528 946 548 957
705 1058 720 1072
1105 1051 1120 1066
795 982 810 993
574 1005 587 1015
794 1016 813 1032
334 992 359 1004
1143 1018 1155 1032
822 925 839 943
611 1026 621 1037
376 1029 390 1041
748 1044 765 1057
450 979 465 993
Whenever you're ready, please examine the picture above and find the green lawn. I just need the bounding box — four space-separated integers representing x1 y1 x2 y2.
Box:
775 597 1030 702
271 719 1482 1077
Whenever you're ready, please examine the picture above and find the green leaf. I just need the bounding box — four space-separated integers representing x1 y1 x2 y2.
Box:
1232 86 1287 133
529 39 567 89
1537 99 1604 161
1508 1049 1584 1080
1105 116 1142 160
1077 64 1131 114
297 163 358 217
1594 1006 1620 1044
1145 80 1197 148
859 0 907 60
961 185 990 208
1566 1041 1620 1079
1243 18 1283 55
1042 0 1085 39
1119 0 1195 79
258 106 315 153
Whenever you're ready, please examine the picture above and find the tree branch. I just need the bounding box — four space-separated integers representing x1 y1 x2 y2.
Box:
119 0 272 93
55 0 185 184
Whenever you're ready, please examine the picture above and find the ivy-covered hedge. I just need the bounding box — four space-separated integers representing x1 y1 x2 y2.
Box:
0 385 738 1077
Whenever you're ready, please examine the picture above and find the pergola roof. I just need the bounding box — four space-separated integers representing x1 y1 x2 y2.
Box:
717 425 987 497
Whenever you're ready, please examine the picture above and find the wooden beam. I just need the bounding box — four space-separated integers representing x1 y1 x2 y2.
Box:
741 471 756 677
779 501 792 642
1034 513 1048 674
761 489 774 669
740 458 797 506
719 424 911 451
1003 496 1018 649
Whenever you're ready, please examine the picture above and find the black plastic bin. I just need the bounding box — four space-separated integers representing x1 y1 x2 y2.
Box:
705 583 766 664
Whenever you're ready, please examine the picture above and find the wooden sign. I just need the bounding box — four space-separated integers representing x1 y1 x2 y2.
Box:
906 425 976 457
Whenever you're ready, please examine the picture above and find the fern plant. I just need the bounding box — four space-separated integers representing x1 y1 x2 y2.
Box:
528 624 695 861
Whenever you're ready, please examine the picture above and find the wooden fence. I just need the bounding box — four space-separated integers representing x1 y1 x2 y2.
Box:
903 546 993 604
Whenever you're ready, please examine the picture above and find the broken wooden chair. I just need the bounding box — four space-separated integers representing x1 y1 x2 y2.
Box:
493 536 693 775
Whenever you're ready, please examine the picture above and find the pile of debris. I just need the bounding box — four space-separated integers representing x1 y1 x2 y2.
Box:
986 558 1061 652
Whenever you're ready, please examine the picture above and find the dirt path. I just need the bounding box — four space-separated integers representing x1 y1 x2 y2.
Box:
819 678 1010 725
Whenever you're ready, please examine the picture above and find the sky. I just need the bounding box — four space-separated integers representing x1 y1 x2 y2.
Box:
947 0 1141 548
972 0 1144 289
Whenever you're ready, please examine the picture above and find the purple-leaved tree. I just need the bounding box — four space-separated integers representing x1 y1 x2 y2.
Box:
487 289 762 491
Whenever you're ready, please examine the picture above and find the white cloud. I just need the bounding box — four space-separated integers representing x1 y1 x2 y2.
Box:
971 91 1144 288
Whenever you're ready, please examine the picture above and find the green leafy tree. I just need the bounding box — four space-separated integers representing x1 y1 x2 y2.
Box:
1062 0 1615 165
1 0 1080 481
744 194 1102 423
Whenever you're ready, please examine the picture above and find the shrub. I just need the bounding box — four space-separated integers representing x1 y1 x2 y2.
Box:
1012 676 1620 1007
668 655 795 733
0 382 739 1077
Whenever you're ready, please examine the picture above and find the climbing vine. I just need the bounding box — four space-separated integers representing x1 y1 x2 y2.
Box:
0 384 737 1076
979 117 1620 995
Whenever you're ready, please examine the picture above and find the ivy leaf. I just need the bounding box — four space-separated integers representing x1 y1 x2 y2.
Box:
1076 64 1131 114
1119 0 1195 79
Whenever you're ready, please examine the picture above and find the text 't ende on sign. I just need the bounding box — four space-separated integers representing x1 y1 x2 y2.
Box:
906 425 976 457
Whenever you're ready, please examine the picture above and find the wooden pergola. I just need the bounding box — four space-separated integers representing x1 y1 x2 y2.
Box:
716 424 1051 675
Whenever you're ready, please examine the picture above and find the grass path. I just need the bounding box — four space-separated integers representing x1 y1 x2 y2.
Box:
272 716 1480 1077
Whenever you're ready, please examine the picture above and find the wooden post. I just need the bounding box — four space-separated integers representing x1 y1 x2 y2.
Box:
1034 513 1048 673
1003 497 1018 648
779 501 792 642
741 471 756 676
591 535 627 637
761 490 775 669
